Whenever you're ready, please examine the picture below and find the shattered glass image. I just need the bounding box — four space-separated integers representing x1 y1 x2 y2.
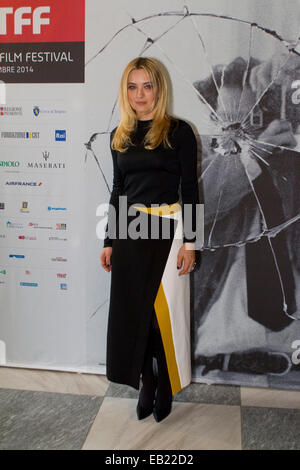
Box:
85 4 300 389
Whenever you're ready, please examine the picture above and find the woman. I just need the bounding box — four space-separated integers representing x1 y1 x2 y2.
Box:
100 57 200 423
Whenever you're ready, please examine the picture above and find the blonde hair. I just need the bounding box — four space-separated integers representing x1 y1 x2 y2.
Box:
111 57 177 152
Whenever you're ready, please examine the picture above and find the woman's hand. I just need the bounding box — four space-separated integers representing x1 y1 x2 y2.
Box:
100 247 113 272
177 244 196 276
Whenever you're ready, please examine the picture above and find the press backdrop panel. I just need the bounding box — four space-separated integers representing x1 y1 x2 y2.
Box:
0 0 88 371
1 0 300 389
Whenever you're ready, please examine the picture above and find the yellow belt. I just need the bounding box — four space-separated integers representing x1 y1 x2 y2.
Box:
132 200 181 216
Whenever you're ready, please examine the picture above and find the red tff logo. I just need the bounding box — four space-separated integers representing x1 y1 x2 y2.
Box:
0 1 84 43
0 6 50 35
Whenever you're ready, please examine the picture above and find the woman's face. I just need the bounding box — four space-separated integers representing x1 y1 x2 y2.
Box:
127 68 156 120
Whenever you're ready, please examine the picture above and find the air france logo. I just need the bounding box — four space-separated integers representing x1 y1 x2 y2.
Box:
6 181 42 186
0 7 50 35
55 130 66 141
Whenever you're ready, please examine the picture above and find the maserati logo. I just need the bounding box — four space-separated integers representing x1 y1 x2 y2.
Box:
42 151 50 161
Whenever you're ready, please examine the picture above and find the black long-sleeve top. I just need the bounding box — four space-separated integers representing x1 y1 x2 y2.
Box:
103 117 200 247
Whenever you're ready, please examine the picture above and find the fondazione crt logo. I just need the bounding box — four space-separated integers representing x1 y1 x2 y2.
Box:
0 0 85 83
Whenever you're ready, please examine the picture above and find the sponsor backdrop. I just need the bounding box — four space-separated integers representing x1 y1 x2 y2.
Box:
0 0 88 372
1 0 300 390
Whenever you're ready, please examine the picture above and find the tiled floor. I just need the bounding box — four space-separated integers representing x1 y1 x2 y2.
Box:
1 366 300 450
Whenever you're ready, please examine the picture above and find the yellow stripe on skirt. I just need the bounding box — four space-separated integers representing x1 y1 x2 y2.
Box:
132 201 192 395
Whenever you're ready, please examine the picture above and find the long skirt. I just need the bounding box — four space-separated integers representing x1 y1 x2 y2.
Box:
106 200 191 395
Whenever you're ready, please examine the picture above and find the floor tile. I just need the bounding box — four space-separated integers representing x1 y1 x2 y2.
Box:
0 367 109 396
175 382 240 405
105 382 139 399
106 381 241 406
0 389 103 450
242 406 300 450
241 386 300 409
82 397 241 450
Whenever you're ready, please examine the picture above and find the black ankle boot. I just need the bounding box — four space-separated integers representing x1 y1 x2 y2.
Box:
136 334 157 420
152 328 173 423
137 379 157 420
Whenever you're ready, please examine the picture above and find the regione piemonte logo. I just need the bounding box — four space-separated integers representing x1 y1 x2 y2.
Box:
0 0 85 83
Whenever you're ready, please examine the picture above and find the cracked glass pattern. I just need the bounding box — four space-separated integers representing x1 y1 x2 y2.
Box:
85 6 300 243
